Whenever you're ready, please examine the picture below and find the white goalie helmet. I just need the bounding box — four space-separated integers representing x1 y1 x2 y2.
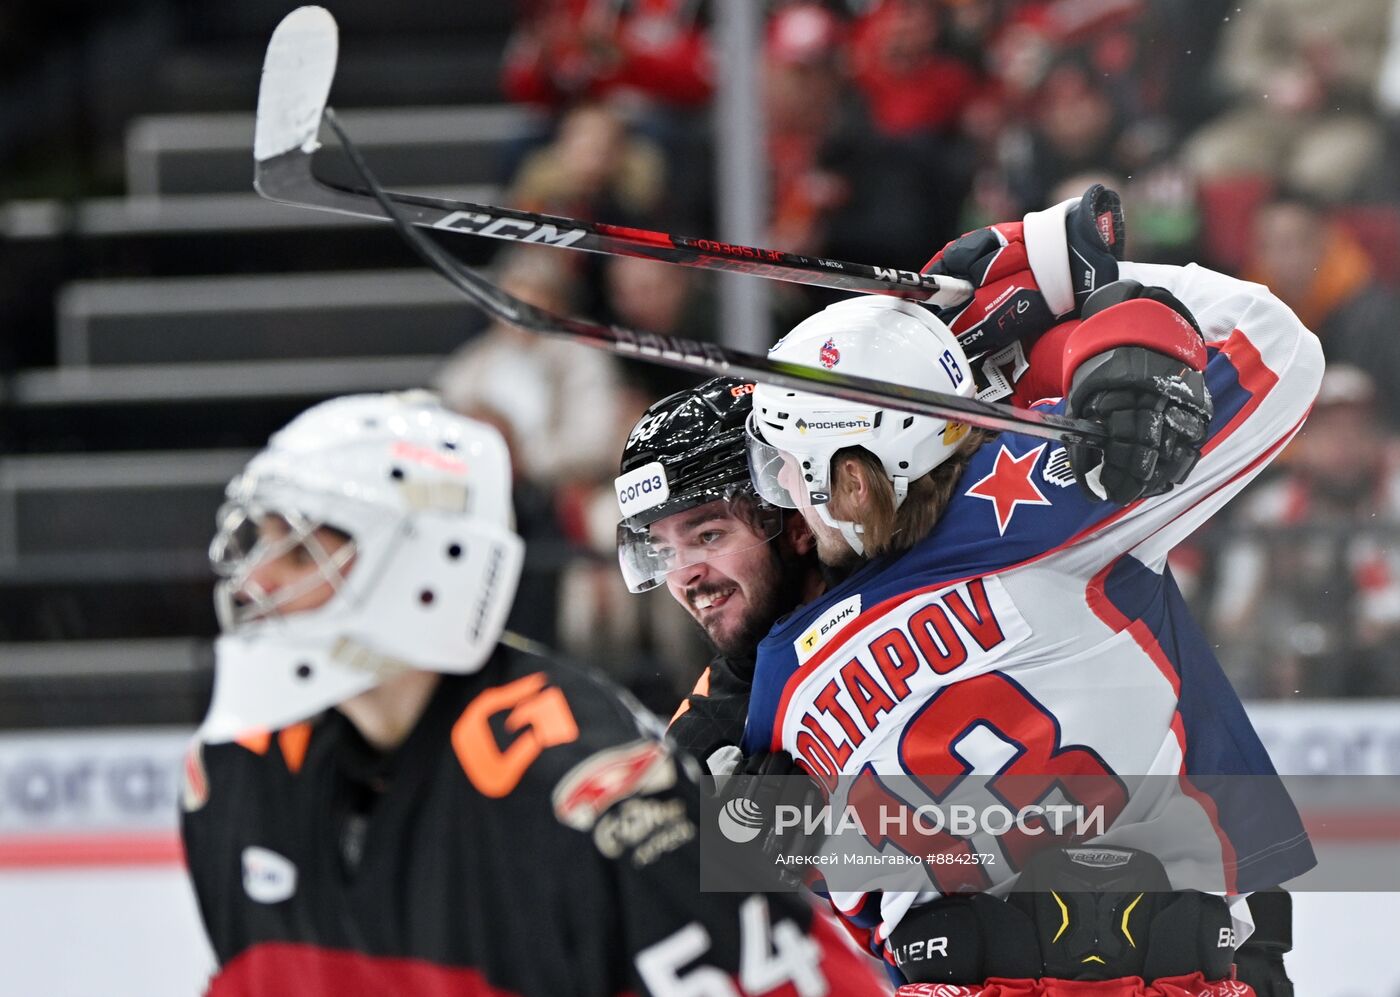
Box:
200 391 524 743
746 296 975 554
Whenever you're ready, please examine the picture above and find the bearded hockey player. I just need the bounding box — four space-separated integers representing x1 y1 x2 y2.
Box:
614 184 1124 767
615 377 824 765
180 391 885 997
741 202 1321 992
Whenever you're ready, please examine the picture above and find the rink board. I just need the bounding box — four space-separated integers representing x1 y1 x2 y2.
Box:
1 704 1398 995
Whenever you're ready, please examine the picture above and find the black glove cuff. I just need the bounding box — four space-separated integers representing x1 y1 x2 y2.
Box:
1242 888 1293 953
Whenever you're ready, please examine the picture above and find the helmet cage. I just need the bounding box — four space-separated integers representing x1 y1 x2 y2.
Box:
210 501 358 631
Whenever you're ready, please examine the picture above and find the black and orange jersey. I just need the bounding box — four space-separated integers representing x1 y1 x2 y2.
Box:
181 646 881 997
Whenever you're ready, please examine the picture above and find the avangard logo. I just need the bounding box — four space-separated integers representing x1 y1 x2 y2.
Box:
794 417 873 434
717 797 765 844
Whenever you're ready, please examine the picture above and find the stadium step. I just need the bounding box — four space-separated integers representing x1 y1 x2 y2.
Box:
0 449 252 566
5 356 447 452
0 638 211 728
126 105 541 196
156 39 511 113
0 191 502 368
56 269 478 366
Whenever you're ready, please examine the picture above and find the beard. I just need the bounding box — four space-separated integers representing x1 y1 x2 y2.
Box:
813 526 862 573
798 502 862 572
694 544 810 660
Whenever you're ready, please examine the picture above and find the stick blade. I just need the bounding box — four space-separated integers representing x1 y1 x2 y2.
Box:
254 5 339 165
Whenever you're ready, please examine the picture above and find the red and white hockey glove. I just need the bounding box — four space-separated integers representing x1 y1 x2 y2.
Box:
923 184 1126 362
1064 280 1212 505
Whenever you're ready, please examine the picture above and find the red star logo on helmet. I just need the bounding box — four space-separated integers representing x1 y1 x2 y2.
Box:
819 337 840 369
966 443 1052 535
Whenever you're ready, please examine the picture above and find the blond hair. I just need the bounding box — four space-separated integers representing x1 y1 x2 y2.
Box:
828 428 995 557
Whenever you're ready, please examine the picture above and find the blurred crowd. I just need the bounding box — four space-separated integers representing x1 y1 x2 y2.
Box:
430 0 1400 710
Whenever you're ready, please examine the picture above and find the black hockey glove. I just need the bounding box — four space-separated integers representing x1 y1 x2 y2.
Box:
888 893 1042 984
1234 888 1294 997
1066 281 1212 505
923 183 1126 360
716 750 827 883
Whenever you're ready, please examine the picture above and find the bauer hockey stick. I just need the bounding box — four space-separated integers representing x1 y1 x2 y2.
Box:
253 7 974 307
255 7 1107 446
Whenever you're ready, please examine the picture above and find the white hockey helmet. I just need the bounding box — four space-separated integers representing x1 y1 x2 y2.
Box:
200 391 524 743
746 296 975 553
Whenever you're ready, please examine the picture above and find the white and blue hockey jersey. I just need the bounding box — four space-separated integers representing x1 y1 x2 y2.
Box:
744 263 1323 945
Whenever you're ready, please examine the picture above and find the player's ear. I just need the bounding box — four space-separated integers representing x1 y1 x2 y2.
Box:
783 510 816 556
831 452 875 518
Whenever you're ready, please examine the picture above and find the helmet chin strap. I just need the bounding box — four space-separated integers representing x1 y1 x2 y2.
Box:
892 475 909 509
815 503 866 557
810 469 911 559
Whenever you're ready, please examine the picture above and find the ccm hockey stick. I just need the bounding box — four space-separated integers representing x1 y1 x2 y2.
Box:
255 8 1106 446
253 8 974 308
323 104 1106 444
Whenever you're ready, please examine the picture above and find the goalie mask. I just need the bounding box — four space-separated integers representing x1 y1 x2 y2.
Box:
200 392 524 743
746 296 975 554
615 377 782 593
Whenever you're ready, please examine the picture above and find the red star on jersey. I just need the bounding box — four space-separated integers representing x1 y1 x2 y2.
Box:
966 443 1052 535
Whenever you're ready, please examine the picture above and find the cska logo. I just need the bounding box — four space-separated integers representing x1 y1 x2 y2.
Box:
819 338 840 369
966 443 1052 534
